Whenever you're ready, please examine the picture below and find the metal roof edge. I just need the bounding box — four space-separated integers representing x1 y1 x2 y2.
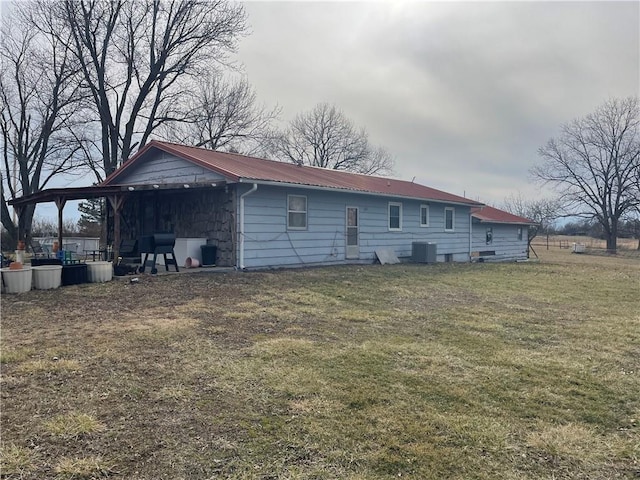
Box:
474 219 538 226
472 215 538 226
238 178 484 207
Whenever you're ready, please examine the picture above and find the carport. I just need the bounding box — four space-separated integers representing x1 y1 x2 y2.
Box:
9 185 132 260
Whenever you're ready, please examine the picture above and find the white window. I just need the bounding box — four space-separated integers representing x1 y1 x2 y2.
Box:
444 207 455 232
287 195 307 230
420 204 430 227
388 202 402 231
517 227 523 241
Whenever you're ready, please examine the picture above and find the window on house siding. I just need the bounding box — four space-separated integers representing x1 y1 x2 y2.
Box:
486 227 493 245
287 195 307 230
388 202 402 231
420 204 430 227
444 207 455 232
517 227 523 241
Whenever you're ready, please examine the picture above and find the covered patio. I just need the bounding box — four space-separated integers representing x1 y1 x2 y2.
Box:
8 181 234 266
9 185 127 259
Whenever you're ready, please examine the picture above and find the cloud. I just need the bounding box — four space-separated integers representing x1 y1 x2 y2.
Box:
237 1 638 205
36 0 640 221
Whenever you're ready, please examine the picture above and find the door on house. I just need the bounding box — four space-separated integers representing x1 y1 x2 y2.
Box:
346 206 359 259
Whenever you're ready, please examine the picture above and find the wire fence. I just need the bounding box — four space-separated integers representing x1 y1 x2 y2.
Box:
530 236 640 259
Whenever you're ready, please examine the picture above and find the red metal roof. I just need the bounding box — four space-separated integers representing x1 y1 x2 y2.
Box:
103 140 483 206
471 205 536 225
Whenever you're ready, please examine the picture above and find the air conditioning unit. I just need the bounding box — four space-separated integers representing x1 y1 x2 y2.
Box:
412 242 437 263
572 243 585 253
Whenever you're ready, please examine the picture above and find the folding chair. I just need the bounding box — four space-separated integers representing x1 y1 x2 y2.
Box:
30 240 50 258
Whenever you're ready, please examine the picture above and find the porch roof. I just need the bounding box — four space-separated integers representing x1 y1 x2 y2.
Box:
471 205 536 225
8 185 126 208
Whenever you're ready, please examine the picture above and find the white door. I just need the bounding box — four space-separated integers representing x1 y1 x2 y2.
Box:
346 207 359 259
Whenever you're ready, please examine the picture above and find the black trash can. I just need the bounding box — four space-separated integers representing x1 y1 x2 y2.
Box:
200 245 217 266
61 264 88 285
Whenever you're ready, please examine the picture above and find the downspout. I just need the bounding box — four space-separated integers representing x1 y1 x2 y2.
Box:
238 183 258 270
469 210 473 262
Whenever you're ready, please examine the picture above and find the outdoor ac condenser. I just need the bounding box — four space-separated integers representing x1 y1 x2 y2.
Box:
412 242 437 263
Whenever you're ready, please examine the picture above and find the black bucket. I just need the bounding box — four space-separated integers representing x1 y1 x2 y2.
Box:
200 245 217 266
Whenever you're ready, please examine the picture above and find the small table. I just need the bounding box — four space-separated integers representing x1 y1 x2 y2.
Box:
84 249 114 262
84 250 101 261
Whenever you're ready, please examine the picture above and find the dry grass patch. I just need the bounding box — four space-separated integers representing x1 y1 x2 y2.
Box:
44 413 105 438
152 384 195 402
15 358 81 375
0 346 35 364
0 444 37 476
53 456 114 479
526 423 604 458
251 337 317 357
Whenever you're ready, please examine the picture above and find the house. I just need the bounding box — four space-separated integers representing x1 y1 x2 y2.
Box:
101 141 488 269
470 205 537 262
10 140 535 269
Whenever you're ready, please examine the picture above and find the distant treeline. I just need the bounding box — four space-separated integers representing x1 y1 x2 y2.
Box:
552 218 640 239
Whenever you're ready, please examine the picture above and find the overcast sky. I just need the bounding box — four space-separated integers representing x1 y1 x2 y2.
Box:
236 0 639 205
36 0 639 220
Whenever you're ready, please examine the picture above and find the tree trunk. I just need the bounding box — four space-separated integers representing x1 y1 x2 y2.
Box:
1 199 18 250
18 204 37 249
606 222 618 252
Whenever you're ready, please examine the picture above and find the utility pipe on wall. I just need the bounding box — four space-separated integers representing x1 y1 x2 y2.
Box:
469 210 473 262
238 183 258 269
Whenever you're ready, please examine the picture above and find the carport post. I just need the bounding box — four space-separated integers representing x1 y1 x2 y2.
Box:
107 194 126 261
54 196 67 251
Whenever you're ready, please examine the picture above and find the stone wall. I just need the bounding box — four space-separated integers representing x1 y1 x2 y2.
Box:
120 187 236 266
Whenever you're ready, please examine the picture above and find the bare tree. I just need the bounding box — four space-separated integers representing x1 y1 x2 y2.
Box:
502 192 562 252
0 8 85 248
38 0 247 179
31 216 81 238
532 97 640 251
275 103 394 175
162 71 280 156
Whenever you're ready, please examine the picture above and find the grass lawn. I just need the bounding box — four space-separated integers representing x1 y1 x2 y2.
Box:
1 249 638 479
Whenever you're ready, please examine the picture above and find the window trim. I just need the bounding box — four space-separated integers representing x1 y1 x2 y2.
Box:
287 194 307 230
444 207 455 232
388 202 402 231
517 227 523 241
420 204 430 227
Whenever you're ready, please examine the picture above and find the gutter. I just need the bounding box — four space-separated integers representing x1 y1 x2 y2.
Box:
238 183 258 269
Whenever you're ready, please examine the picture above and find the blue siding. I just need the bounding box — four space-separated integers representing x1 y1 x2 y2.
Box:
117 151 226 185
238 184 474 268
472 221 529 261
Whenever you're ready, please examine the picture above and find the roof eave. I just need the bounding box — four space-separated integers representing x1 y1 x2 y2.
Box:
473 217 538 226
8 185 127 207
238 178 483 207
